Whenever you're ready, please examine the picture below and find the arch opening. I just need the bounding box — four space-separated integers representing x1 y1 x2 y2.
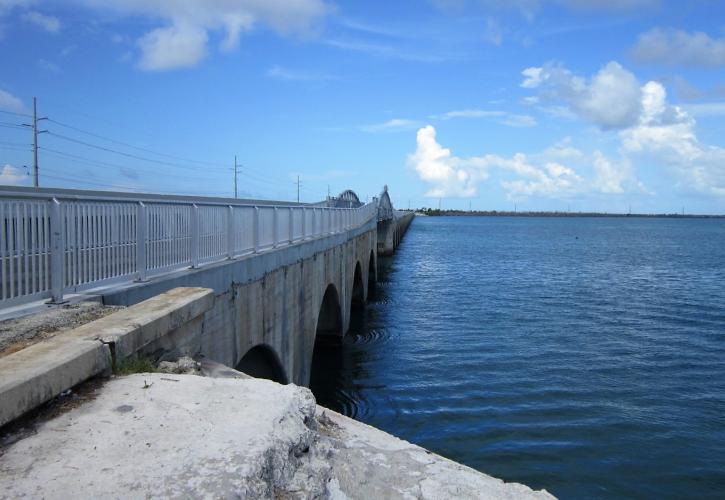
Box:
351 261 365 312
235 345 288 384
310 284 345 409
316 283 343 338
367 251 377 299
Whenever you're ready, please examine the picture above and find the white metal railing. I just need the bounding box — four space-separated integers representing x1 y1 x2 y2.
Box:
0 191 377 307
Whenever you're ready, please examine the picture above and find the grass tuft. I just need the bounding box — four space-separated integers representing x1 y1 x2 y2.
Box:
115 357 156 375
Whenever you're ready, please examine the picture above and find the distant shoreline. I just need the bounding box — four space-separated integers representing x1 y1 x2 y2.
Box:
414 210 725 219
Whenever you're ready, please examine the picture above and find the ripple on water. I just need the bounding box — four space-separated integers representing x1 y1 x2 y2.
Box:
309 217 725 499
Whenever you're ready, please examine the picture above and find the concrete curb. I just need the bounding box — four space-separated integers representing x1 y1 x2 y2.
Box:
0 336 111 427
0 287 214 428
67 287 215 363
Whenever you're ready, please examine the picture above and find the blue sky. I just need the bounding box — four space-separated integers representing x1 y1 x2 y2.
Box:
1 0 724 213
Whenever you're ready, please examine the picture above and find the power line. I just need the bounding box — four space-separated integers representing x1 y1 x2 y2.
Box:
46 131 227 172
0 110 31 118
0 122 26 129
3 103 322 200
0 145 31 153
40 170 230 196
46 118 229 169
0 140 30 147
39 146 228 182
46 112 315 193
41 145 303 199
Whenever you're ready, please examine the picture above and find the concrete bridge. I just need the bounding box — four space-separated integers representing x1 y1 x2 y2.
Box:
0 185 414 386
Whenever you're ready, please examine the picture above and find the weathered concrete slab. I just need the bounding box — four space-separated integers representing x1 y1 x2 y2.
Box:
0 301 123 357
0 336 111 427
321 409 550 500
68 286 214 362
0 287 214 428
0 374 554 499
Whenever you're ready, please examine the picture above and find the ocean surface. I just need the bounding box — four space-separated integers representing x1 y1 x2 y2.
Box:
309 216 725 499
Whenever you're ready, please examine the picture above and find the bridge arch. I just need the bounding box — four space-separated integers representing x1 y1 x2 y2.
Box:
235 344 288 384
351 261 365 313
316 283 343 337
367 250 376 299
337 189 360 205
377 186 394 221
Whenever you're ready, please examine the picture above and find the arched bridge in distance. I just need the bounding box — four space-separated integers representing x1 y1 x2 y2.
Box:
0 185 414 386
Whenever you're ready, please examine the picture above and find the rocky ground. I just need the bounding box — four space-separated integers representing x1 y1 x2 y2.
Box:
0 302 124 357
0 369 554 499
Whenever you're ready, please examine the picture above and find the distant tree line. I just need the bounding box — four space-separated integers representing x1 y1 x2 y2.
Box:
414 208 724 218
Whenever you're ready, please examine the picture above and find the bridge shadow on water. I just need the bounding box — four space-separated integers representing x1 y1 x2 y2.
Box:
309 256 396 419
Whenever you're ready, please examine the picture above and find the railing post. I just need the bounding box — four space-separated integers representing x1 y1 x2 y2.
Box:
302 207 306 240
135 202 147 282
288 207 294 244
272 207 279 248
48 198 66 303
227 205 234 259
190 203 199 268
253 206 260 253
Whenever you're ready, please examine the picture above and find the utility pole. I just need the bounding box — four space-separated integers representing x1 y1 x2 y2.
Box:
23 97 47 188
296 175 301 203
327 185 330 200
469 200 472 212
233 155 239 198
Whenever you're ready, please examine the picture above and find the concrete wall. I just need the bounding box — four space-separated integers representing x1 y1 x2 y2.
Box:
103 221 378 386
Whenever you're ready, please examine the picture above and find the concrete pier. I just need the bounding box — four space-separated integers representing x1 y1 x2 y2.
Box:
378 211 415 256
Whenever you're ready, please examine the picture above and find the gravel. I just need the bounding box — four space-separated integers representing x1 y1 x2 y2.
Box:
0 302 124 357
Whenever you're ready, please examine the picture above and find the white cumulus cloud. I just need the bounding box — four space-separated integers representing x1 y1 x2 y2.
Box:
592 152 640 194
407 125 620 199
521 61 642 129
22 10 60 33
431 109 537 127
431 0 657 18
81 0 329 71
407 125 489 197
559 0 658 9
267 65 336 81
0 88 24 112
0 164 29 186
361 119 422 133
521 60 725 197
137 22 208 71
0 0 34 11
620 81 725 196
631 28 725 68
500 158 585 198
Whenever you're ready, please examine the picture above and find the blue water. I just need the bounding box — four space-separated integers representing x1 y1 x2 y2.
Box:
310 216 725 499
